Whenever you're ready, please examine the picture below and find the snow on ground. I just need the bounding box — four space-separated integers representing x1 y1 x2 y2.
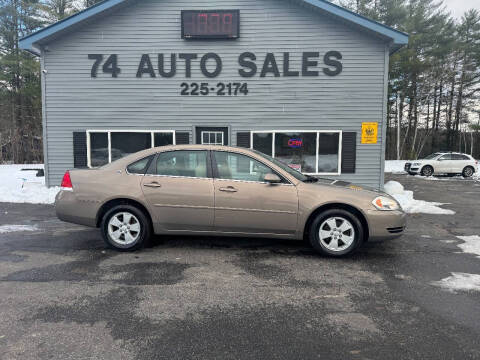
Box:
0 164 59 204
456 235 480 259
431 273 480 293
0 224 39 234
384 160 407 173
384 180 455 215
432 236 480 293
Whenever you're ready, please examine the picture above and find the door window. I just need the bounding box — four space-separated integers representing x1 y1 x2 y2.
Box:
214 151 275 182
438 154 452 161
155 151 208 178
202 131 224 145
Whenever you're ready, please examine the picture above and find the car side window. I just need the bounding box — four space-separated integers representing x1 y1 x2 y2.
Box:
438 154 451 161
155 151 208 178
127 155 154 174
214 151 283 183
452 154 469 160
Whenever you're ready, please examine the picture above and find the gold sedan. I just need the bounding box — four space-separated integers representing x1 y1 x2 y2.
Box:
55 145 406 257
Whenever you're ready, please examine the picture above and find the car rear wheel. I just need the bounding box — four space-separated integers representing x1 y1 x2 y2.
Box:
101 205 151 251
462 166 474 178
421 165 433 177
309 209 364 257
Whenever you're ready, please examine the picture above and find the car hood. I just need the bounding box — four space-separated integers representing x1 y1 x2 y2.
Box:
307 179 384 196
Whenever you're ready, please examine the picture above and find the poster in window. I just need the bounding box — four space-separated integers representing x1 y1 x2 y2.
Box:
361 122 378 144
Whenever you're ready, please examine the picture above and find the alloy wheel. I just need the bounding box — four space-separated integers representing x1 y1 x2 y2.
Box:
318 217 355 252
464 167 473 177
422 167 433 176
108 212 141 246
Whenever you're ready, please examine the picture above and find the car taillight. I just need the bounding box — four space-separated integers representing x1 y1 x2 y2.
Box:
61 171 73 189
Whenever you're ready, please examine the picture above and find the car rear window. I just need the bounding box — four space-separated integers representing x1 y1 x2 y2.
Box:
127 155 154 174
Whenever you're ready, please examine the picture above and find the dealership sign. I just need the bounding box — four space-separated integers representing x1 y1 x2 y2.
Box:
88 51 343 96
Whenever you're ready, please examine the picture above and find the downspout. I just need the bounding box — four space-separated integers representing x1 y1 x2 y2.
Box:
40 46 50 187
380 42 390 190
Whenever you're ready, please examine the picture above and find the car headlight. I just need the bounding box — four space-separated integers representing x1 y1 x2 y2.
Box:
412 162 422 166
372 196 400 211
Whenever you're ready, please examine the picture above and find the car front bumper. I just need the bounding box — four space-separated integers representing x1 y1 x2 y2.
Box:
366 209 407 241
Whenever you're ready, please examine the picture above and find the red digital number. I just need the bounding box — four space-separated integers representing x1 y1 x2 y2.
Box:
222 13 232 34
197 13 208 34
209 13 220 34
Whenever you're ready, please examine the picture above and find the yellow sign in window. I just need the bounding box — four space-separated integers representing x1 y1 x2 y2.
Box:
361 122 378 144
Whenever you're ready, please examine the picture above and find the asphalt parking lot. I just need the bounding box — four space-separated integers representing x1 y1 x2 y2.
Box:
0 174 479 360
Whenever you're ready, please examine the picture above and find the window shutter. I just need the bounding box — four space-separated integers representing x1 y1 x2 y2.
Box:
175 132 190 144
236 132 251 148
73 131 87 168
341 132 356 173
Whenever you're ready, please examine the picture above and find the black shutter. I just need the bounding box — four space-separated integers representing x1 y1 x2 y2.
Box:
236 132 251 148
175 132 190 145
341 132 356 173
73 131 87 168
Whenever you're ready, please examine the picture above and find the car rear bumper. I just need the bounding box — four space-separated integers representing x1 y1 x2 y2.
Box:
366 209 407 241
55 190 97 227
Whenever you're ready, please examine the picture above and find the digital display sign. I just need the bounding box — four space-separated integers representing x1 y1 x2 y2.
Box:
181 10 240 39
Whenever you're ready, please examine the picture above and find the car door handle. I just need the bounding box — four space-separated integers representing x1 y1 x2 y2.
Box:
219 186 237 193
143 182 162 188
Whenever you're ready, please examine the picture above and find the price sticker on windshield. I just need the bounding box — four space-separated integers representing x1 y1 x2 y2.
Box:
361 122 378 144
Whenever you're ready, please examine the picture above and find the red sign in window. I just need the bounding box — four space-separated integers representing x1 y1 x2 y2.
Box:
288 138 303 148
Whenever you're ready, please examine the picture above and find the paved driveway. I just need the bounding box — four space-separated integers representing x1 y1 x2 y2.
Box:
0 174 479 359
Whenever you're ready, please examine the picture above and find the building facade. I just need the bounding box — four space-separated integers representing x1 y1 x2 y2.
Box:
20 0 407 188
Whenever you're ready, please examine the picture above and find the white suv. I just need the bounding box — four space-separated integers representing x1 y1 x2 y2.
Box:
405 152 478 177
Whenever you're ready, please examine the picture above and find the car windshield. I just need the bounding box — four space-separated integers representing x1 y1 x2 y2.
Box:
251 150 314 182
423 153 442 160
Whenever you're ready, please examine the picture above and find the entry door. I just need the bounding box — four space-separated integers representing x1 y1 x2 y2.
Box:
196 127 229 145
141 150 214 231
212 151 298 235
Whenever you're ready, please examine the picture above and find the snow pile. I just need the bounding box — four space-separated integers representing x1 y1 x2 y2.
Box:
384 160 407 173
0 164 59 204
384 180 455 215
0 225 39 234
431 273 480 293
456 235 480 259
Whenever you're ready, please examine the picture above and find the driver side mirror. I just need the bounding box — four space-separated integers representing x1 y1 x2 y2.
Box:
264 173 282 184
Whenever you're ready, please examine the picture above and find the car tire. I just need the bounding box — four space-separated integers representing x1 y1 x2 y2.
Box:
421 165 433 177
308 209 364 257
462 166 474 178
101 205 151 251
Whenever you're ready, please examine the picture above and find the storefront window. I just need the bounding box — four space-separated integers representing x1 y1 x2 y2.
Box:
318 133 340 173
154 132 174 147
88 131 175 167
274 132 316 173
90 132 109 167
252 131 341 175
252 133 273 156
111 132 152 161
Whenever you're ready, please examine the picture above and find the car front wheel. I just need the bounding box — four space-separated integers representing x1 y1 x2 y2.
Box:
421 165 433 177
101 205 151 251
309 209 364 257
